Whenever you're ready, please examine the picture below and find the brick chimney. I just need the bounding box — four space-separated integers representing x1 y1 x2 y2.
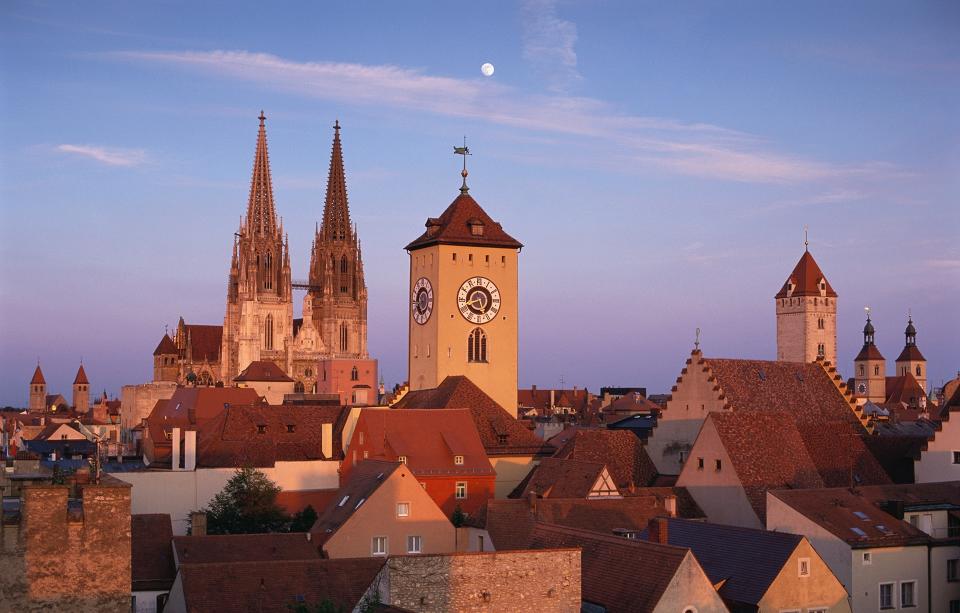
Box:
647 517 669 545
663 494 677 517
190 511 207 536
527 490 538 514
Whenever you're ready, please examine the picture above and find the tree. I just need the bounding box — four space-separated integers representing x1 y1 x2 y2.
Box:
202 466 289 534
451 504 466 528
290 504 318 533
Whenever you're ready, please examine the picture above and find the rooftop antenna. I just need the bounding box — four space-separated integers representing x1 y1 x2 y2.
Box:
695 327 701 351
454 137 471 194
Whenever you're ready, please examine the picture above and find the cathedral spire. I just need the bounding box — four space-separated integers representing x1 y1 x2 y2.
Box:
246 111 278 237
321 120 352 243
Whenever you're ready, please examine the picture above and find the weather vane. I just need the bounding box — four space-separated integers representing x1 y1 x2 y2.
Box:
695 327 701 351
864 306 871 320
453 136 471 194
804 225 809 251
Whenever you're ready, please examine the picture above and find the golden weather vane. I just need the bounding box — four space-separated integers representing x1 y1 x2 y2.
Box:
454 136 471 194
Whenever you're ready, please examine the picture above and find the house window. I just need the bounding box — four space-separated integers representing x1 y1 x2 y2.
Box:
678 451 686 464
371 536 387 556
798 557 810 577
398 455 407 464
363 450 369 459
862 552 872 565
358 431 364 445
478 535 485 551
454 455 464 465
257 425 266 434
497 434 508 445
953 451 960 464
900 580 916 607
715 459 722 471
455 482 467 499
337 496 349 507
397 502 410 518
948 558 959 582
407 535 422 553
468 328 487 362
286 424 296 433
697 457 704 470
879 582 894 609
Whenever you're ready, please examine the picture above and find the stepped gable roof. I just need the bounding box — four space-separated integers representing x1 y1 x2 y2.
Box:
528 522 690 613
770 487 932 548
884 374 926 406
405 193 522 250
710 411 825 522
394 376 550 456
173 533 319 565
30 364 45 385
196 404 347 468
234 360 294 383
554 429 658 490
153 334 177 356
896 344 926 362
73 364 89 385
176 557 385 613
183 324 223 363
311 460 401 544
639 518 803 608
132 514 175 591
355 408 494 475
855 343 885 361
516 457 609 499
775 249 837 298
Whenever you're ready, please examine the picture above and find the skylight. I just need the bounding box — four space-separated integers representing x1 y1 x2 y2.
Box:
853 511 870 520
851 527 867 537
337 496 349 507
354 497 365 510
876 525 892 535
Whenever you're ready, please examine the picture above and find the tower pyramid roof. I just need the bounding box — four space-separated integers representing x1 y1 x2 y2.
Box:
30 364 45 385
320 121 352 243
74 364 89 385
245 111 278 237
775 250 837 298
405 193 522 251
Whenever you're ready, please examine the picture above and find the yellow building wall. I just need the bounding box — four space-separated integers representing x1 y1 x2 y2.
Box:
490 455 538 499
408 244 519 417
757 538 851 613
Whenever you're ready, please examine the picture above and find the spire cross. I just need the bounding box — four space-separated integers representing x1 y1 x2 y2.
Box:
695 327 701 351
334 119 340 132
454 136 471 194
259 110 266 126
804 225 809 251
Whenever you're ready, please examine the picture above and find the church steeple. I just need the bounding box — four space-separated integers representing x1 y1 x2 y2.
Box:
246 111 278 237
320 120 352 243
896 313 927 389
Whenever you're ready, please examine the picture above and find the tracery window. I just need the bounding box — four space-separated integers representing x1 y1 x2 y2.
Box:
468 328 487 363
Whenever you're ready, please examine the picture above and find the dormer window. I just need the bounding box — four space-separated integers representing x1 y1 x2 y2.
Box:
786 281 795 296
454 455 464 465
468 218 485 236
497 434 508 445
257 424 266 434
286 424 296 433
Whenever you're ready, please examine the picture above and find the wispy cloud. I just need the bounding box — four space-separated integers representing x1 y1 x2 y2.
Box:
521 0 581 92
106 49 895 184
924 258 960 270
56 144 146 167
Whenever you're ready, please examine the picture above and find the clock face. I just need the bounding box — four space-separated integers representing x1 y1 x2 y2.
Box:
411 277 434 325
457 277 501 324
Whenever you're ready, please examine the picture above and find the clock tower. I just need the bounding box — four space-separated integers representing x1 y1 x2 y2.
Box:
406 164 522 417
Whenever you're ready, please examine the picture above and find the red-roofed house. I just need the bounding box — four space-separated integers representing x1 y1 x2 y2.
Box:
233 360 295 404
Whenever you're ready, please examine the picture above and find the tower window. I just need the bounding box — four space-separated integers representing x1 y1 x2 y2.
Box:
874 365 880 376
916 365 922 377
859 365 864 377
452 253 457 261
340 324 349 353
263 253 273 290
351 366 359 381
818 318 824 330
264 314 274 350
468 328 487 363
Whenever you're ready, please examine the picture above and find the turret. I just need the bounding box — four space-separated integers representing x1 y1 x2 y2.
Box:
895 314 927 390
29 363 46 412
853 310 886 404
775 240 837 364
73 364 90 414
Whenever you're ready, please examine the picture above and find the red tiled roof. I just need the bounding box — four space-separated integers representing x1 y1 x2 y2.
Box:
884 374 926 406
196 404 348 468
405 193 522 250
235 360 295 383
555 429 658 490
517 388 592 414
177 557 385 613
774 249 836 298
896 344 926 362
132 514 175 591
516 457 608 499
854 343 885 361
604 391 660 414
311 460 401 543
173 533 320 565
73 364 89 385
184 324 223 363
30 365 45 385
528 522 691 613
394 376 550 456
153 334 177 356
276 489 340 516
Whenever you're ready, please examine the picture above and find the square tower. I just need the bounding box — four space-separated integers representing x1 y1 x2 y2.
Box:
775 249 837 364
406 187 522 417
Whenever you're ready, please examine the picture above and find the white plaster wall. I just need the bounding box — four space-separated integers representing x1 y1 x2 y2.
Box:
931 544 960 613
652 551 731 613
850 546 928 613
916 416 960 483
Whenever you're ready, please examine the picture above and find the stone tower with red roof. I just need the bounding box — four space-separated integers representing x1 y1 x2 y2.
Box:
29 363 46 412
895 315 927 391
775 246 837 365
405 165 522 417
853 313 886 403
73 364 90 413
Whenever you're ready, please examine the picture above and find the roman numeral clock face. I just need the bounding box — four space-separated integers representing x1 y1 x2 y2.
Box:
458 277 501 324
411 277 434 325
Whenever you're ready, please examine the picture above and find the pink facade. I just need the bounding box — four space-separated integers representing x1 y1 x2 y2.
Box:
316 358 378 405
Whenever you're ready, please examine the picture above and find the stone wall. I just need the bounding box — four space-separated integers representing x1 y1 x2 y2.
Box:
381 548 580 612
0 476 131 612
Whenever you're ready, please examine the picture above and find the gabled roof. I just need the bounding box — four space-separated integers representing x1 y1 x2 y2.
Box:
854 343 885 361
394 376 550 456
73 364 89 385
775 249 836 298
884 374 926 406
173 533 319 565
132 514 176 591
176 557 385 613
405 193 522 250
604 391 660 414
30 365 45 385
234 360 295 383
196 404 347 468
515 457 612 499
517 387 592 414
554 429 658 490
183 324 223 363
640 518 803 608
311 460 402 543
153 334 177 356
896 344 926 363
144 387 264 453
527 523 690 613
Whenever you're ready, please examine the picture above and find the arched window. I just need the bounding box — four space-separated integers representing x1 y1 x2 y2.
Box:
263 253 273 290
340 256 349 293
351 366 359 381
340 256 348 274
874 365 880 376
916 365 922 377
859 365 864 377
340 323 349 352
294 381 305 393
468 328 487 363
264 314 274 350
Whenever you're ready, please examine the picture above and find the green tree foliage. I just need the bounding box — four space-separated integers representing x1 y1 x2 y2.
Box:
290 504 318 533
203 467 289 534
451 504 466 528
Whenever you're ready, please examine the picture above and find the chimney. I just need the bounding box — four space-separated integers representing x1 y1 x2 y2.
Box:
321 423 333 459
550 389 555 410
663 495 677 517
190 511 207 536
527 490 538 514
647 517 669 545
184 430 197 471
171 427 181 470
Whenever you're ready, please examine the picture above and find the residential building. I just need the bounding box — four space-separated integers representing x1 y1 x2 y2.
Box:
172 532 320 565
518 385 593 418
514 457 622 499
312 459 456 558
233 360 295 404
916 384 960 483
341 408 495 516
131 514 176 613
768 482 960 612
552 429 659 492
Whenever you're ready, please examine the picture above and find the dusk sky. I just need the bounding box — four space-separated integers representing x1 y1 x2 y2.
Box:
1 1 957 406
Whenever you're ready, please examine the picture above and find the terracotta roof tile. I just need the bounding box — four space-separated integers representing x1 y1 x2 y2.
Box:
311 460 401 543
30 365 45 385
184 324 223 363
235 360 295 383
276 489 340 516
895 344 926 362
153 334 177 356
774 250 836 298
854 343 885 361
555 429 658 490
405 193 522 250
73 364 89 385
131 514 175 591
515 457 608 499
884 374 926 406
173 533 320 565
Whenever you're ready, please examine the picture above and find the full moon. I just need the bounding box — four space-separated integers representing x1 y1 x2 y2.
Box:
481 62 495 77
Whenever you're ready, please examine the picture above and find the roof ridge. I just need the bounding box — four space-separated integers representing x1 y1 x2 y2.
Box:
531 520 689 553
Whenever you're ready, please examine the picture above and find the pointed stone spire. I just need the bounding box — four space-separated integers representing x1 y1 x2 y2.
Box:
321 120 352 243
74 364 89 385
30 363 46 385
246 111 278 237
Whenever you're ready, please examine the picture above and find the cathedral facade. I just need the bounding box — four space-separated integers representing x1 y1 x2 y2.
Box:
153 114 368 393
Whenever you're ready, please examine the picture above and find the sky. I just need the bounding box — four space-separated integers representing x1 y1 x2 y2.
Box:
0 1 958 406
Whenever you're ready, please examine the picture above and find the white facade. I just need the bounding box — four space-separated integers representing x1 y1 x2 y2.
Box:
916 414 960 483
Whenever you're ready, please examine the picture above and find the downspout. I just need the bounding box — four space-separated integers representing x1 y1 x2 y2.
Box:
927 542 932 612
